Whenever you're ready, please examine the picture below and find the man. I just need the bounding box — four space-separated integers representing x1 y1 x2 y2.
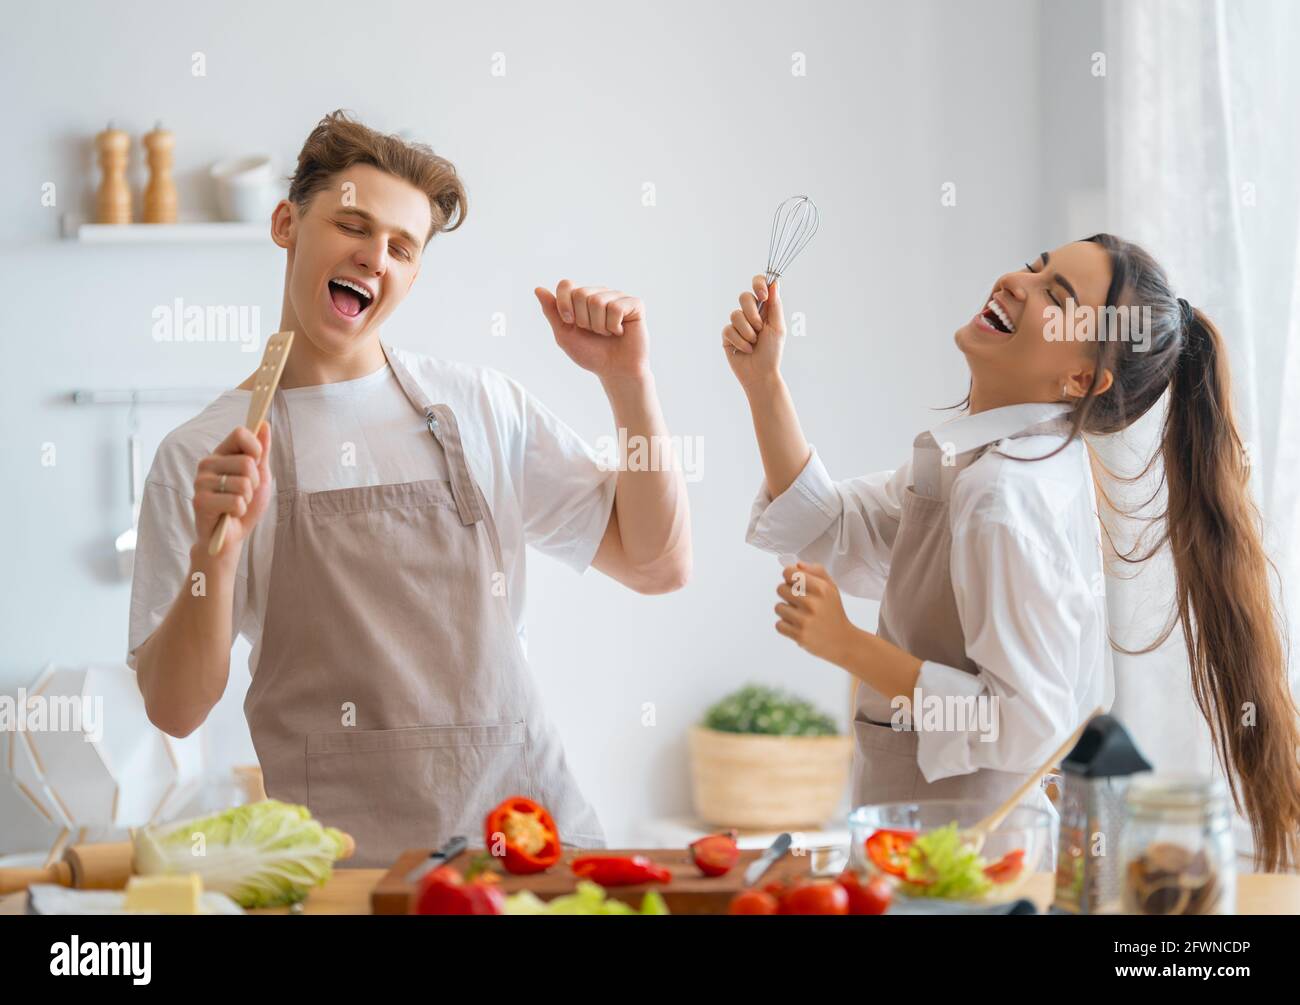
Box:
129 111 691 866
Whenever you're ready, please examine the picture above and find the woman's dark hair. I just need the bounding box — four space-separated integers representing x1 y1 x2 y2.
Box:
1019 234 1299 870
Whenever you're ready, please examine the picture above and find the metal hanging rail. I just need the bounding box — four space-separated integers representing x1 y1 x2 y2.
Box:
70 388 225 405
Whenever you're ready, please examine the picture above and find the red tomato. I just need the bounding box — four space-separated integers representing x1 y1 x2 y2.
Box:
837 870 892 915
983 848 1026 884
689 832 740 877
778 880 850 916
728 889 779 915
761 879 789 900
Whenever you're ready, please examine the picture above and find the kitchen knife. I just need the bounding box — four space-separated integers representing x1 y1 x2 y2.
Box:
743 832 792 887
404 835 469 885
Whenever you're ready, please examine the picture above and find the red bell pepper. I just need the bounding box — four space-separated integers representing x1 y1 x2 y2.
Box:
484 796 562 875
411 865 505 916
570 854 672 886
865 828 918 879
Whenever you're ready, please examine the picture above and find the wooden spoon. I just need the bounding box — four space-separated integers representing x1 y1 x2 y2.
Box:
961 705 1104 855
207 330 293 556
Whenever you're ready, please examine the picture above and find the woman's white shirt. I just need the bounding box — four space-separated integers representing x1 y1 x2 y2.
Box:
746 401 1113 782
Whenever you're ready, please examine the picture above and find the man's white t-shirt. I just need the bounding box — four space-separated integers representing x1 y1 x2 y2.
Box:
126 347 617 676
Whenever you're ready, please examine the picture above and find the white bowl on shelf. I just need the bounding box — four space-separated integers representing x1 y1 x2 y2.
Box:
210 155 278 222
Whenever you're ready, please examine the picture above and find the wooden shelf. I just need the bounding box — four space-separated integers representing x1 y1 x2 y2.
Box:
61 214 268 244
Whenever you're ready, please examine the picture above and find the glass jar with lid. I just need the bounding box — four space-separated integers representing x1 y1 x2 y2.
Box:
1121 775 1235 916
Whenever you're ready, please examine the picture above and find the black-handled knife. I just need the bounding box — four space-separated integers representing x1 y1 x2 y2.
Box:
404 835 469 885
743 832 793 887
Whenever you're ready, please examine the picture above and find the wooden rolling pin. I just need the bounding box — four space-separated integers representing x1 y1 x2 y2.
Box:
0 841 132 894
0 831 355 895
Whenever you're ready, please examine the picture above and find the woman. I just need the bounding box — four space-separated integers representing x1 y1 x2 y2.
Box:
722 234 1300 870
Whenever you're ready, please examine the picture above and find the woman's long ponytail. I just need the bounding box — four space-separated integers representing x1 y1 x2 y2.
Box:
1162 305 1300 871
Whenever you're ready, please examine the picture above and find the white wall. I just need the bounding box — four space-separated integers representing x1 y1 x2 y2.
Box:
0 0 1078 850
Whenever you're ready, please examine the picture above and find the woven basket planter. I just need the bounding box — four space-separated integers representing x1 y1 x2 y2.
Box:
688 726 852 830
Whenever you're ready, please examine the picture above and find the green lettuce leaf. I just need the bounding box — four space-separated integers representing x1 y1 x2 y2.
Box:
132 800 348 908
900 822 994 900
503 880 670 915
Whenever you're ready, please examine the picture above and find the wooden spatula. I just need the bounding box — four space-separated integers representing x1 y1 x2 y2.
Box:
961 705 1104 855
207 330 294 556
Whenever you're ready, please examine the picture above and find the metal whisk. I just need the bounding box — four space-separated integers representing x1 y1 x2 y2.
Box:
765 195 819 289
729 195 820 355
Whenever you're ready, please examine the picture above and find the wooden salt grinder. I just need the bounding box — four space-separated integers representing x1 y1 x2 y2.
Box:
142 122 177 224
94 122 132 225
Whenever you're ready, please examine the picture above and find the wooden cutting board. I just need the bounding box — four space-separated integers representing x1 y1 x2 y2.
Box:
372 846 812 915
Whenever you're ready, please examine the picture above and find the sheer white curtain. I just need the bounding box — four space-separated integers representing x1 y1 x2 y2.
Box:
1100 0 1300 867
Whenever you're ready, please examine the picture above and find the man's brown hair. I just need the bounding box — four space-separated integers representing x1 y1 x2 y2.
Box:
287 109 467 243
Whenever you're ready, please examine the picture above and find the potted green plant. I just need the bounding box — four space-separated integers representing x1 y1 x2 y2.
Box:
689 685 853 830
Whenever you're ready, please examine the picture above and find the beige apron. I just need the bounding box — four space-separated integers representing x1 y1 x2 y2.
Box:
245 344 605 867
851 418 1070 811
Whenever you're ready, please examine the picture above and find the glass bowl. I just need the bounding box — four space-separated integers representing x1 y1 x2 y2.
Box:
848 799 1053 904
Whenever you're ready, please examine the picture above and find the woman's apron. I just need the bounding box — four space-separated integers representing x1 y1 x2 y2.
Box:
851 419 1070 815
244 343 605 866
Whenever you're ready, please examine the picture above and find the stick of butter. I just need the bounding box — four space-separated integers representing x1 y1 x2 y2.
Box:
124 873 203 914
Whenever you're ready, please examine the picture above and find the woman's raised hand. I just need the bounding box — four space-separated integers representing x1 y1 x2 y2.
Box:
722 275 786 391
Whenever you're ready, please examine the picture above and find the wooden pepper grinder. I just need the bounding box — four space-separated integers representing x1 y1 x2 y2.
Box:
94 121 132 225
142 121 177 224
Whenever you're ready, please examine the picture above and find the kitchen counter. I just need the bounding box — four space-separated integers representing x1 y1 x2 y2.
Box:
5 869 1300 914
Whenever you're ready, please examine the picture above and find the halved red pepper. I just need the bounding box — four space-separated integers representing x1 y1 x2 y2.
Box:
571 854 672 886
484 796 562 875
865 828 918 879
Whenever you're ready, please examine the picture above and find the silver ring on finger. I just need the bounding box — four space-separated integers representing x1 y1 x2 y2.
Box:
219 473 228 493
